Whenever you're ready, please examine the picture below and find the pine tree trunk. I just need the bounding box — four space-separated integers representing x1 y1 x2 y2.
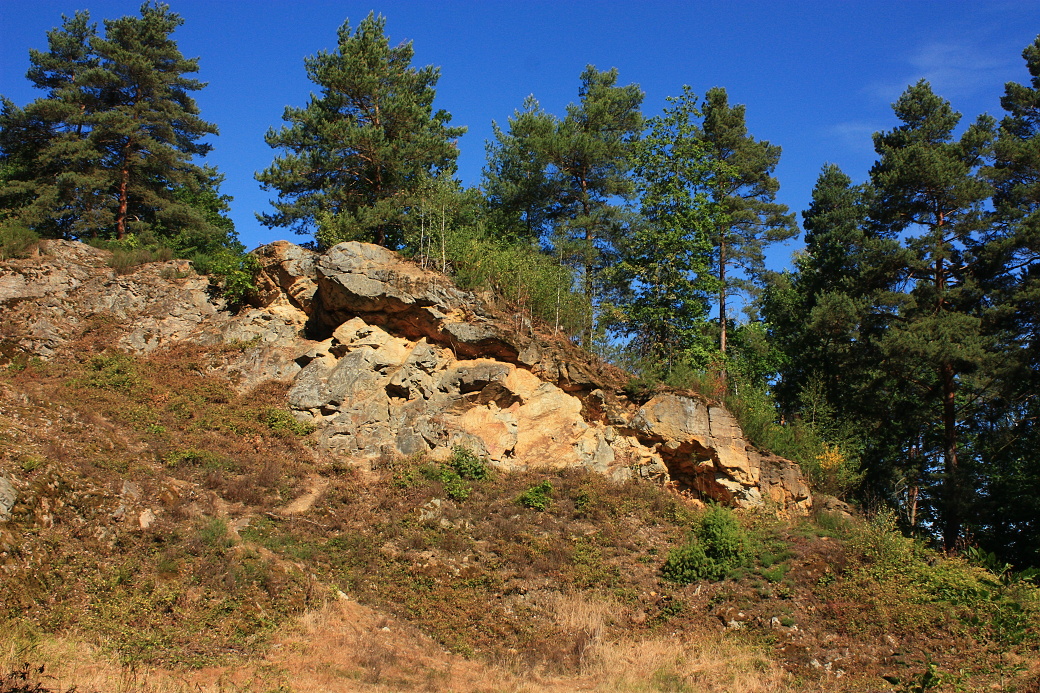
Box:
719 234 727 354
116 139 131 240
940 359 960 551
581 181 594 348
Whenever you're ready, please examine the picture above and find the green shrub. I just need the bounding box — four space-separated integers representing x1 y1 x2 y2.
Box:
0 222 40 260
517 480 554 511
162 448 231 470
191 250 259 306
447 446 490 481
80 352 140 391
107 246 174 274
661 505 750 584
261 408 315 437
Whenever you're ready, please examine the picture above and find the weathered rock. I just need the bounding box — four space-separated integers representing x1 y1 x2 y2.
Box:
252 240 319 325
0 475 17 521
0 238 815 513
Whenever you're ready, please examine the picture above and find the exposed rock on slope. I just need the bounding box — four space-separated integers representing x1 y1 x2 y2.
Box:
0 239 811 512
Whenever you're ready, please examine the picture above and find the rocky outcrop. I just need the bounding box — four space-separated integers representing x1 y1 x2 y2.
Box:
257 241 811 513
0 239 812 513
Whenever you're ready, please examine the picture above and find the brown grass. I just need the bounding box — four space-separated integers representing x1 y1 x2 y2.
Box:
0 598 794 693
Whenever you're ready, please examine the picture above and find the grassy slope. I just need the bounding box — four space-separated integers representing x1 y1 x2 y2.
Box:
0 326 1038 693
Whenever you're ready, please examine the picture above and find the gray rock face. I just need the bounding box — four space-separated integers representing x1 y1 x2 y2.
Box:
0 475 16 521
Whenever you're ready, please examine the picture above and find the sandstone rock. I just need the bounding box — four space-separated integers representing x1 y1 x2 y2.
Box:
139 508 156 530
251 240 319 324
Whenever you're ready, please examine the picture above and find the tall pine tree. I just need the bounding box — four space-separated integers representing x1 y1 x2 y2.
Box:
257 12 466 249
972 35 1040 567
699 87 797 355
0 3 229 246
481 96 557 244
870 80 996 549
546 66 644 346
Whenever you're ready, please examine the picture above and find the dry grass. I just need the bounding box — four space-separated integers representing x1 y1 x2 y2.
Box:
0 597 794 693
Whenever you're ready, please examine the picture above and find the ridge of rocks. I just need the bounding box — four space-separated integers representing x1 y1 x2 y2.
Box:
0 239 812 512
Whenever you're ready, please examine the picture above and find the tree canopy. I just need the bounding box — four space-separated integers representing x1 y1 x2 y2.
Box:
256 12 466 250
0 2 229 248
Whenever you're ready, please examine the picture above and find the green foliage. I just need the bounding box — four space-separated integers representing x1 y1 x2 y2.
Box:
192 250 259 306
105 244 174 274
261 408 316 437
257 12 465 248
661 505 750 584
483 65 643 344
724 371 864 499
447 446 490 481
79 352 140 392
517 480 554 511
0 222 40 259
442 223 590 338
0 5 226 244
869 80 997 549
161 448 231 470
699 87 797 354
610 85 718 372
881 660 947 693
197 516 234 551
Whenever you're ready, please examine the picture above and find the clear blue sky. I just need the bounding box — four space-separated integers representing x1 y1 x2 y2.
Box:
3 0 1040 270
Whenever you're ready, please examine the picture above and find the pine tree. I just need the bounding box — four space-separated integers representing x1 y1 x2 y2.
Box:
481 96 557 244
972 35 1040 567
257 12 466 249
700 87 797 355
768 165 902 418
0 3 229 247
88 2 220 240
0 11 102 236
612 86 716 373
550 66 644 346
482 66 642 347
870 80 996 550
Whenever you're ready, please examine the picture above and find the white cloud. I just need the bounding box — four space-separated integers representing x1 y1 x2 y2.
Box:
867 39 1015 103
827 121 882 155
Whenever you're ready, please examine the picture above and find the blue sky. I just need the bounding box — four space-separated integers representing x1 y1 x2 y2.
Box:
3 0 1040 270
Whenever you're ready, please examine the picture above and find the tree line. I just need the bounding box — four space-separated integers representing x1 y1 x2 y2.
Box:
2 5 1039 568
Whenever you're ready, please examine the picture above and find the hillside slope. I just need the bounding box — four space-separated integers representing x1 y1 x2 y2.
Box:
1 242 1038 693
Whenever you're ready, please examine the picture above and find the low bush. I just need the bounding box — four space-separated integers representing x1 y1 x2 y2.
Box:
517 480 554 511
0 222 40 260
661 505 750 584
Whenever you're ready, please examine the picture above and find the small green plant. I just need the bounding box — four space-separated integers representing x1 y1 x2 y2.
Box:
191 250 260 306
439 472 472 502
262 407 315 436
162 448 231 470
661 505 750 584
517 480 554 511
19 455 44 472
882 659 948 693
80 352 140 391
197 517 234 551
759 564 789 584
446 446 490 481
